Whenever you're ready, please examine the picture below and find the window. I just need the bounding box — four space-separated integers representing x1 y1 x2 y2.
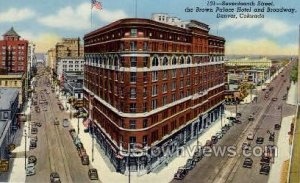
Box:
130 29 137 37
172 57 177 65
3 112 8 119
171 81 176 90
130 41 137 51
180 80 184 88
172 94 176 102
152 85 158 96
180 91 184 99
162 96 168 105
143 87 147 97
143 42 148 50
130 57 137 67
143 57 148 67
180 57 184 64
143 135 148 147
143 102 147 112
151 130 158 143
129 136 136 148
129 120 136 129
143 72 148 82
130 88 136 99
152 99 157 109
187 79 190 86
162 57 168 65
162 83 167 93
152 71 158 81
171 69 176 78
163 70 168 79
152 57 159 66
187 57 191 64
130 72 136 83
143 119 148 128
130 103 136 113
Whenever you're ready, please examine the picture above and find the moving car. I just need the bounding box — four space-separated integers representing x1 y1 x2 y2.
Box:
256 137 264 144
54 118 59 125
88 168 99 180
247 132 254 140
31 128 38 135
248 115 254 121
26 163 36 176
184 158 196 170
259 164 270 175
63 119 69 127
274 124 281 130
215 132 223 139
50 172 61 183
243 158 253 168
211 136 218 144
242 142 250 151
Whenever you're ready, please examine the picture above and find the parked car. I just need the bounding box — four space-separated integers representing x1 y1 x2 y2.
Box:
193 149 203 162
31 135 38 142
31 128 38 135
50 172 61 183
215 132 223 139
274 124 281 130
28 155 37 165
81 155 90 165
26 163 35 176
184 158 196 170
205 140 212 147
211 136 218 144
259 164 270 175
78 149 87 157
261 156 270 164
243 158 253 168
174 167 188 180
88 168 99 180
242 142 250 151
247 132 254 140
256 137 264 144
63 119 69 127
30 141 37 150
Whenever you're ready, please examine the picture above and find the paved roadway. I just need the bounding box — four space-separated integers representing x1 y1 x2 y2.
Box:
172 62 296 183
26 65 99 183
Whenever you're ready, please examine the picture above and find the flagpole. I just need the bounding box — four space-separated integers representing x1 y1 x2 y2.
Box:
91 0 93 28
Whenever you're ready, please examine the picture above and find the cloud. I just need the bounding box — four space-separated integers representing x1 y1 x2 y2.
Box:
219 18 295 36
0 8 35 23
19 31 61 53
38 3 128 30
226 38 297 55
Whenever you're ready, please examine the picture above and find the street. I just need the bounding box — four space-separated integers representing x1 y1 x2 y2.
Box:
172 62 296 183
25 65 99 183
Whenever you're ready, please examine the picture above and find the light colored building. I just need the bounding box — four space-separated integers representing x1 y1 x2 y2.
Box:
47 48 56 73
0 88 19 160
57 57 84 79
225 57 272 68
55 38 83 59
0 73 25 108
151 13 189 28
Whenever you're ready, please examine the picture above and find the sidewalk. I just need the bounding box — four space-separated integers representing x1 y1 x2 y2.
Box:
6 100 32 183
240 94 257 104
287 82 297 106
68 110 234 183
268 115 294 183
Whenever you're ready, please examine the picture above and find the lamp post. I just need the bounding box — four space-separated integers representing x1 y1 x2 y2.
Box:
24 129 27 170
92 120 95 162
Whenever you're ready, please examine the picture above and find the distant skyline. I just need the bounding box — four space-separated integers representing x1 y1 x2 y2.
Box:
0 0 299 55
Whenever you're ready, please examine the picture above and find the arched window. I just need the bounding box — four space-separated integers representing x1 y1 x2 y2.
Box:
114 56 119 66
103 56 107 65
162 57 168 66
152 57 159 66
172 57 177 65
99 56 103 65
180 57 184 64
187 57 191 64
109 57 113 66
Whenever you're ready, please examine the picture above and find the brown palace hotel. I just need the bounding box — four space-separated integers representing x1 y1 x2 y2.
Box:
83 15 225 175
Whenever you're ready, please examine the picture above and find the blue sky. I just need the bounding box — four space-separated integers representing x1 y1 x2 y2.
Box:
0 0 299 55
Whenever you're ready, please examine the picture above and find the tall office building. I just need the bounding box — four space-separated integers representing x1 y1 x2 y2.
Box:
83 15 225 174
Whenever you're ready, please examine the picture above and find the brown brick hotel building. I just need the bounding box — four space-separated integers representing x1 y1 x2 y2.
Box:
84 15 225 175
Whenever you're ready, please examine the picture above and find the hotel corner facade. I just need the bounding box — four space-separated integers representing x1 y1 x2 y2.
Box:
83 15 225 175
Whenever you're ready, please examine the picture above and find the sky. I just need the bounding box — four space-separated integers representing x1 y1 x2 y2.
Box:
0 0 299 55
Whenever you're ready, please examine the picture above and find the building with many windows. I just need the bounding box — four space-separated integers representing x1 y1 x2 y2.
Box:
84 17 225 174
0 27 28 73
57 57 84 79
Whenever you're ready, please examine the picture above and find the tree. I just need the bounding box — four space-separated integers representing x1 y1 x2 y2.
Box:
290 66 298 83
